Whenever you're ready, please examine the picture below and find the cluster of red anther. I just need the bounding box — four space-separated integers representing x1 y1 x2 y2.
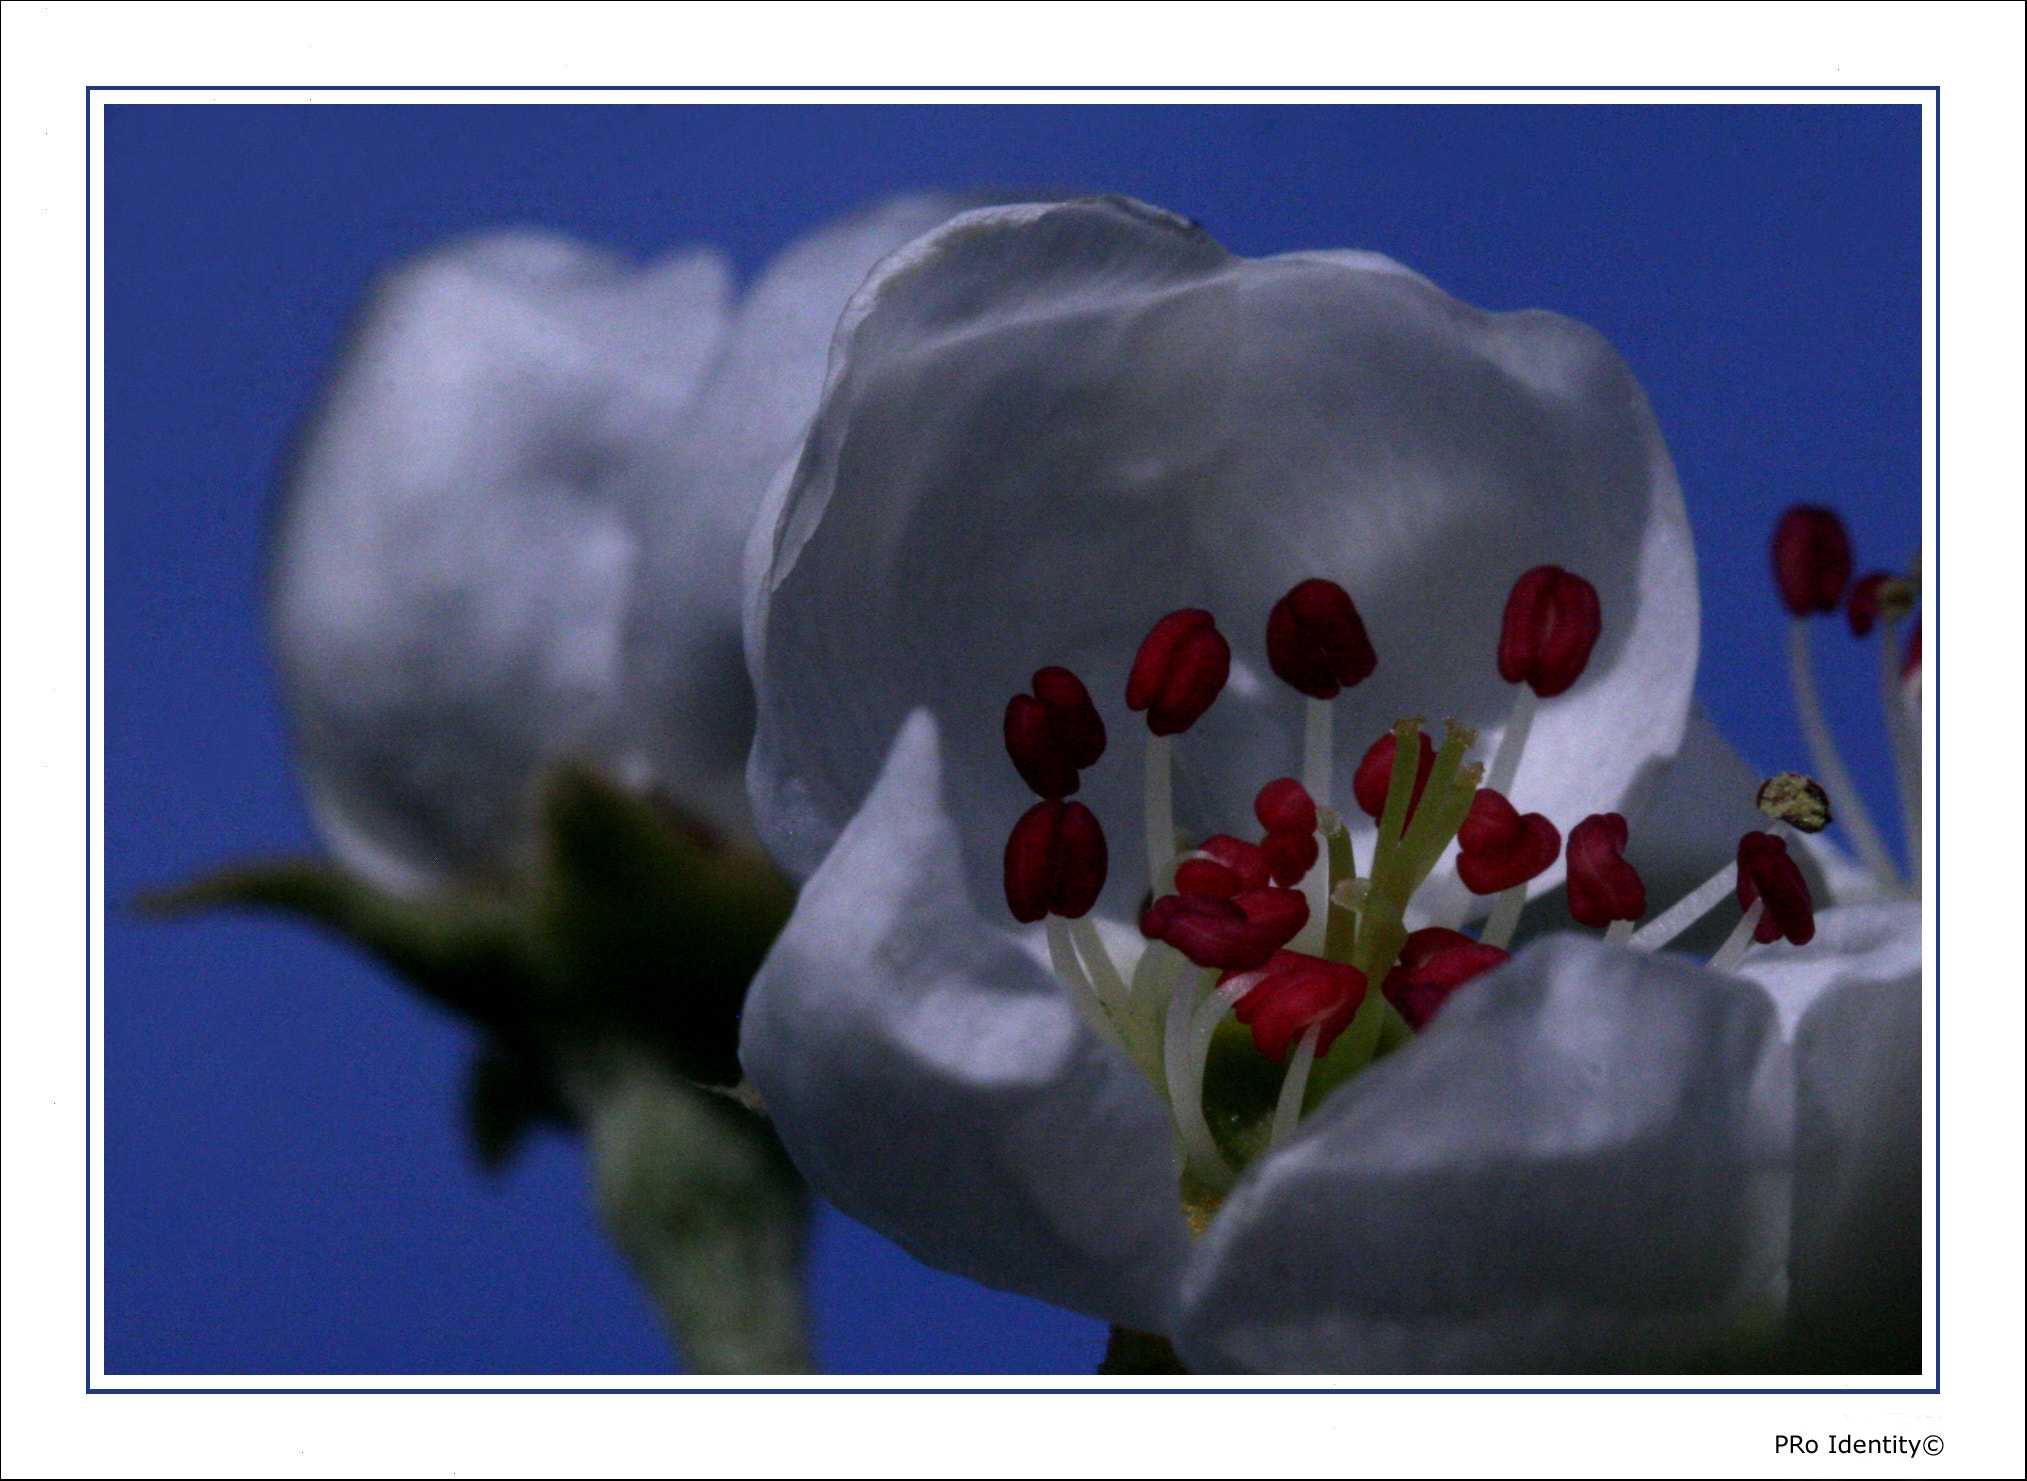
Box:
1498 564 1603 698
1736 831 1817 945
1002 667 1111 924
1564 812 1647 929
1140 779 1318 972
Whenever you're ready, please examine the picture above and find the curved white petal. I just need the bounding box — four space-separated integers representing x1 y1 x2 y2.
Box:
739 710 1191 1331
748 197 1698 921
1173 936 1791 1374
274 233 732 890
621 197 973 848
1736 901 1922 1369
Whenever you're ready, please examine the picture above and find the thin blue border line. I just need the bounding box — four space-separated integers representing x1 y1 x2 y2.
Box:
83 84 1945 1401
83 83 1941 94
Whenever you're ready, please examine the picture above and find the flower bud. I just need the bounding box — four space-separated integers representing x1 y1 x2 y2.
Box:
1497 565 1602 698
1736 830 1815 945
1772 505 1853 617
1003 799 1108 923
1232 950 1367 1061
1125 608 1230 736
1002 666 1106 798
1352 729 1435 823
1380 927 1509 1031
1565 812 1645 928
1265 578 1377 699
1454 788 1562 895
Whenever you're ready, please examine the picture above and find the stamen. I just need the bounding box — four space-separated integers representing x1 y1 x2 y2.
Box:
1845 572 1918 637
1709 901 1766 974
1199 833 1272 891
1497 565 1602 699
1757 772 1832 834
1303 698 1334 809
1627 859 1735 952
1886 614 1922 893
1266 578 1377 700
1047 917 1129 1055
1772 505 1854 617
1230 951 1367 1061
1737 830 1816 945
1126 608 1231 738
1069 914 1129 1006
1003 666 1107 799
1787 617 1902 891
1455 788 1562 896
1003 799 1108 923
1141 890 1308 972
1381 926 1511 1030
1254 777 1318 836
1566 812 1647 931
1261 831 1319 888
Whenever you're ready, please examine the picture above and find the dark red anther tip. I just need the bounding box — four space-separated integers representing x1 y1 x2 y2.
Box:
1003 799 1108 924
1254 777 1317 837
1353 729 1435 823
1772 505 1853 618
1175 856 1243 898
1498 565 1603 698
1232 950 1368 1061
1126 609 1231 737
1003 666 1106 798
1142 888 1308 972
1736 831 1815 946
1455 788 1562 896
1566 812 1647 929
1260 830 1319 887
1380 927 1511 1032
1266 578 1377 700
1198 834 1271 894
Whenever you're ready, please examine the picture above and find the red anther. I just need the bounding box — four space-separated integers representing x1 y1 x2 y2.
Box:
1198 834 1271 893
1266 578 1377 700
1003 799 1108 924
1234 886 1310 946
1003 666 1107 798
1455 788 1562 896
1565 812 1647 929
1260 830 1319 887
1125 608 1231 736
1175 856 1243 898
1141 888 1309 972
1352 729 1436 823
1254 777 1318 837
1380 927 1511 1032
1772 505 1853 617
1232 950 1368 1061
1497 565 1603 698
1845 572 1890 638
1736 831 1816 946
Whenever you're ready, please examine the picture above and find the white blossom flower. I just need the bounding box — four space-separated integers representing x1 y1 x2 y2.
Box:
738 197 1922 1372
272 196 968 893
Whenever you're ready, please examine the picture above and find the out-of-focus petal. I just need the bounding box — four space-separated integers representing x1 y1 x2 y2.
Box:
747 198 1697 923
1735 902 1922 1369
739 709 1191 1332
1174 936 1790 1373
622 197 972 847
274 233 732 891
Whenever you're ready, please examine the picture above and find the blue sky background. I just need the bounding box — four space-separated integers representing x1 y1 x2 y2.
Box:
102 102 1921 1375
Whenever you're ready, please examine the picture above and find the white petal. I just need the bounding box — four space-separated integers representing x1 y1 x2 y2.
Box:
1174 935 1791 1373
621 197 972 848
1735 902 1921 1368
739 709 1191 1331
748 197 1697 914
274 233 732 890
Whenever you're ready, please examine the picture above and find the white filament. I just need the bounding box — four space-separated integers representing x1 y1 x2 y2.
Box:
1709 900 1765 974
1788 618 1903 893
1144 734 1177 897
1302 696 1334 809
1484 684 1538 798
1269 1023 1323 1150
